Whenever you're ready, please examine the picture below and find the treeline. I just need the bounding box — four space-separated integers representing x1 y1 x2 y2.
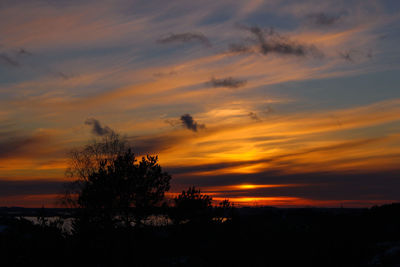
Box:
1 203 400 266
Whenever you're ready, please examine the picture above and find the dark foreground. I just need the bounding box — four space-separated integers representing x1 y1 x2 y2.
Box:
1 204 400 267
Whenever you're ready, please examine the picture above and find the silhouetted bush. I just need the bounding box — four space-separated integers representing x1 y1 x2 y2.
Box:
214 198 235 223
171 186 213 225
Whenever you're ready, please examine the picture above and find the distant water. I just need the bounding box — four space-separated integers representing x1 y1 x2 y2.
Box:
24 215 172 234
24 216 74 233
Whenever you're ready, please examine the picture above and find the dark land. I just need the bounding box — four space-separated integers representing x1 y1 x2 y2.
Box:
1 204 400 266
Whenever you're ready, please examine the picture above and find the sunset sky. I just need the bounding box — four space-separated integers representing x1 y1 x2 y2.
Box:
1 0 400 207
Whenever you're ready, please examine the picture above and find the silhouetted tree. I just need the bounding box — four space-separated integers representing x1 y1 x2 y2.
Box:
214 199 235 223
63 132 127 207
171 186 213 224
63 133 171 232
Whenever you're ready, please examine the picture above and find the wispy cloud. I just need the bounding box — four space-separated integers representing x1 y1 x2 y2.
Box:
0 53 20 67
305 13 341 26
0 47 32 67
51 71 74 80
248 112 261 122
229 25 323 58
228 43 253 54
153 70 178 78
252 26 322 57
157 32 211 47
338 48 373 63
209 77 247 88
339 50 354 62
16 48 32 56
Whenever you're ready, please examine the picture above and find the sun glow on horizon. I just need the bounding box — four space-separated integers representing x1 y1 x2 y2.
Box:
203 183 302 192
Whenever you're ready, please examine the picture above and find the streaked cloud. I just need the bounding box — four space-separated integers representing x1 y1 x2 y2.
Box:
0 46 32 67
228 43 253 54
230 25 323 58
305 13 341 26
209 77 247 88
0 131 52 159
339 50 354 62
16 48 32 56
157 32 211 47
0 53 20 67
0 179 64 197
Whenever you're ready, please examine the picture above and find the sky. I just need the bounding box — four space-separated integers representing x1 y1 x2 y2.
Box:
1 0 400 207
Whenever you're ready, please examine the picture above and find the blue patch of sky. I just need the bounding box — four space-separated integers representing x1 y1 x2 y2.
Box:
126 101 206 123
197 7 237 26
246 70 400 114
150 2 205 24
0 64 49 88
149 43 210 63
240 11 299 32
382 0 400 14
322 120 400 141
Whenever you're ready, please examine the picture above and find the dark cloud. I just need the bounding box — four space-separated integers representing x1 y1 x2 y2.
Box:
180 114 205 132
0 179 64 197
247 25 272 44
339 49 373 62
55 71 73 80
260 41 307 56
166 158 270 176
250 26 311 56
230 25 323 58
248 112 261 122
157 32 211 47
16 48 32 56
339 50 354 62
84 118 114 136
0 47 31 67
209 77 247 88
306 13 340 26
